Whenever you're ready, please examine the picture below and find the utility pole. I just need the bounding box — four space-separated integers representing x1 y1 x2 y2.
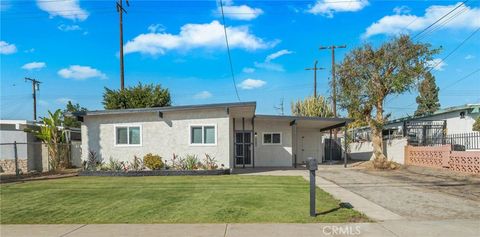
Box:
305 60 325 98
320 44 346 141
319 45 346 118
24 77 41 121
116 0 130 90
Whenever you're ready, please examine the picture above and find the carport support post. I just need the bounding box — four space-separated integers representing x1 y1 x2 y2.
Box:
329 129 333 163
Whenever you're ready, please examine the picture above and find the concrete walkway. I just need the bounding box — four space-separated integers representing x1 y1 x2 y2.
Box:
2 220 479 237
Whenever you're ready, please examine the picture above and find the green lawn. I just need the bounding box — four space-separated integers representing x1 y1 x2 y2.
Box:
0 175 367 223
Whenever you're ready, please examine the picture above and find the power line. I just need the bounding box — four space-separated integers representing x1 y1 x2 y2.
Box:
442 68 480 89
219 0 241 101
426 26 480 73
413 0 468 39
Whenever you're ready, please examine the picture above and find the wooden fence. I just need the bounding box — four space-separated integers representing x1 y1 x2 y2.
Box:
405 145 480 174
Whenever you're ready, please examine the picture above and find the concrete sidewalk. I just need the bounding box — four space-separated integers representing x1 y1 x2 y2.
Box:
2 220 479 237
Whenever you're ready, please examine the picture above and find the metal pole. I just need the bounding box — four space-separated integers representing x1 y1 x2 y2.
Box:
310 168 316 217
32 82 37 121
119 1 124 90
14 141 19 176
314 60 317 98
344 126 348 168
329 129 333 163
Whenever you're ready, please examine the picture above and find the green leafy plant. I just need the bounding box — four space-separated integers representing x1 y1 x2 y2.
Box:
291 95 334 117
108 157 123 171
171 153 186 170
143 153 164 170
85 150 98 171
26 109 68 171
129 155 143 171
336 35 438 169
202 154 218 170
473 116 480 132
103 82 171 109
184 154 200 170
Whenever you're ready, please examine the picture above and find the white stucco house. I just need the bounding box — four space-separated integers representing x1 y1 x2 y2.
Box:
75 102 350 169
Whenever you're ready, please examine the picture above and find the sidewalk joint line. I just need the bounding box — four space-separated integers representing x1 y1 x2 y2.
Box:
224 223 229 237
59 224 87 237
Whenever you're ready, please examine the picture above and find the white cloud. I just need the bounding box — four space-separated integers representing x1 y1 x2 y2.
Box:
36 0 88 21
58 65 107 80
124 20 276 56
147 24 165 33
238 78 266 90
253 49 293 72
308 0 369 18
465 54 475 60
363 2 480 38
242 67 255 73
193 91 213 99
217 1 263 21
265 49 293 62
58 24 81 31
22 62 46 70
393 6 411 15
56 97 74 105
0 41 17 55
427 59 447 71
254 62 285 72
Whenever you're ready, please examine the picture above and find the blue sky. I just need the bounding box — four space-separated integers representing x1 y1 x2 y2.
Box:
1 0 479 120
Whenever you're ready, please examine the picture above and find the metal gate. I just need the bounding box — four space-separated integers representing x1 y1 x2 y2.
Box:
405 120 446 146
324 138 342 161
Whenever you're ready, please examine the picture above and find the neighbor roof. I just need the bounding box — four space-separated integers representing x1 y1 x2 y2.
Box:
387 103 480 124
72 101 256 117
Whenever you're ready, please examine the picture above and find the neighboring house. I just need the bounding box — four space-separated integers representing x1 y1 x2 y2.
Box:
348 104 480 163
75 102 350 169
384 103 480 136
0 120 82 173
351 104 480 142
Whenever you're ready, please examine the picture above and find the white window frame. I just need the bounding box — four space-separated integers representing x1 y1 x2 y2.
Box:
262 132 282 145
189 124 217 146
114 124 143 147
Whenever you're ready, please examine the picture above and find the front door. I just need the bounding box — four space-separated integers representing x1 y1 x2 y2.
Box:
235 131 252 167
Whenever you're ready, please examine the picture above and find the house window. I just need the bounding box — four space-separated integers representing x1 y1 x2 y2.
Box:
115 125 141 145
263 132 282 145
190 125 216 145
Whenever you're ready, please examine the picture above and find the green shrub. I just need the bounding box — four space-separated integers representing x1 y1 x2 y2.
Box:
108 157 123 171
202 154 218 170
143 153 164 170
184 154 199 170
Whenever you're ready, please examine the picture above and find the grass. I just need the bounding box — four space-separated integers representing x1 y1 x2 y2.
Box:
0 175 367 224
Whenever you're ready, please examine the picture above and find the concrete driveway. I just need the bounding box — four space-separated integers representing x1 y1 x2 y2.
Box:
316 164 480 220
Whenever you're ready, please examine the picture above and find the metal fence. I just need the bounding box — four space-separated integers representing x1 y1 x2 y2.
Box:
408 132 480 150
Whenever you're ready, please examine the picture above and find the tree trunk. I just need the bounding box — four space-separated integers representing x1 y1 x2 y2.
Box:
371 100 388 168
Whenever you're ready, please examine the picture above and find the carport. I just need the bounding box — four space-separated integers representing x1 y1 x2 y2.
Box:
254 115 352 167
